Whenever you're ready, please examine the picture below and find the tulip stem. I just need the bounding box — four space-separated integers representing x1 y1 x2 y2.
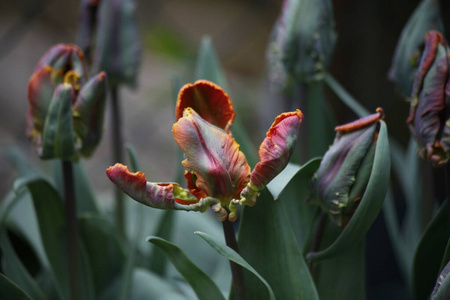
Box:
308 213 327 271
324 73 370 118
62 160 80 300
222 219 246 300
111 85 125 238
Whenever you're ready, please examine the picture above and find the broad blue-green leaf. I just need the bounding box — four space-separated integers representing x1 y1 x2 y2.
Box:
148 210 175 276
53 160 99 214
41 84 77 160
307 121 390 262
275 159 321 253
311 222 366 299
195 231 276 300
79 214 126 298
0 193 46 300
15 177 95 300
412 201 449 300
238 189 319 300
0 273 33 300
147 236 226 300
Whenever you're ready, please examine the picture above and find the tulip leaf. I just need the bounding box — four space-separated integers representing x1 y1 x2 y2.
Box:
412 200 449 300
41 84 77 160
79 214 126 298
195 230 276 300
148 211 175 276
307 121 390 262
0 273 33 300
147 236 226 300
14 177 95 300
311 221 366 299
388 0 443 98
275 158 322 253
0 193 46 300
238 188 319 300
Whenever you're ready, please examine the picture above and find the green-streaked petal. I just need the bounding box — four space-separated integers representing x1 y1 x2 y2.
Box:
172 108 250 203
73 72 108 157
175 80 235 132
106 163 206 211
241 110 303 203
27 66 54 138
41 84 77 160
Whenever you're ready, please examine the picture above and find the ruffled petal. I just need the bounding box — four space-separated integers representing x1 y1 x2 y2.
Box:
106 163 200 210
244 110 303 196
175 80 235 132
172 108 250 203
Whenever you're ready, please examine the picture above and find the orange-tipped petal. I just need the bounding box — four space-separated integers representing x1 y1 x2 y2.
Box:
106 163 198 210
247 110 304 192
173 108 250 203
175 80 235 132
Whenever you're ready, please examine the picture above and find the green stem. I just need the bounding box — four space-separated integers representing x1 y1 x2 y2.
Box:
111 85 125 238
62 160 80 300
324 73 370 118
222 219 246 300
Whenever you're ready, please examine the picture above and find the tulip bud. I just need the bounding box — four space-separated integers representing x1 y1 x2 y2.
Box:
407 31 450 166
389 0 443 99
430 261 450 299
91 0 141 88
27 44 107 160
310 108 384 227
267 0 336 84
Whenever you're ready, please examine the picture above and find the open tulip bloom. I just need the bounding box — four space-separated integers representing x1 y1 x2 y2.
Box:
107 80 303 222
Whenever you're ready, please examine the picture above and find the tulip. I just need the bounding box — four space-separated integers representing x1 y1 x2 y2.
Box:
407 31 450 166
310 108 385 227
107 80 303 222
27 44 107 160
388 0 443 99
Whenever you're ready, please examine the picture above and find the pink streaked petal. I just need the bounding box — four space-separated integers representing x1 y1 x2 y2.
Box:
248 109 304 191
106 163 198 210
172 108 250 202
175 80 235 132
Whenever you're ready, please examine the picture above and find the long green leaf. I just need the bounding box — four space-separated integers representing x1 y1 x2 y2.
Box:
307 121 390 262
195 231 276 300
237 188 318 300
276 159 322 253
0 192 46 300
78 214 126 299
412 200 449 300
147 236 226 300
148 210 175 276
0 273 33 300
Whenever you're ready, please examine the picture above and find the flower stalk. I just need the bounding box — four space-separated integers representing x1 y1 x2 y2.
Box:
110 85 125 237
62 160 80 300
222 219 246 300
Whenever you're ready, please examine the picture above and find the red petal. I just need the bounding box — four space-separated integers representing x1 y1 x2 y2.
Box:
249 110 304 191
175 80 235 132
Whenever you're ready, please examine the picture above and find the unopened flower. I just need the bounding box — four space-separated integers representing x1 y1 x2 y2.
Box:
266 0 336 86
389 0 443 98
27 44 107 160
310 108 385 227
407 31 450 166
107 80 303 221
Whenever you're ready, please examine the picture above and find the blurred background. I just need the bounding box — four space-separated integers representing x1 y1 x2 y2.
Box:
1 0 449 299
